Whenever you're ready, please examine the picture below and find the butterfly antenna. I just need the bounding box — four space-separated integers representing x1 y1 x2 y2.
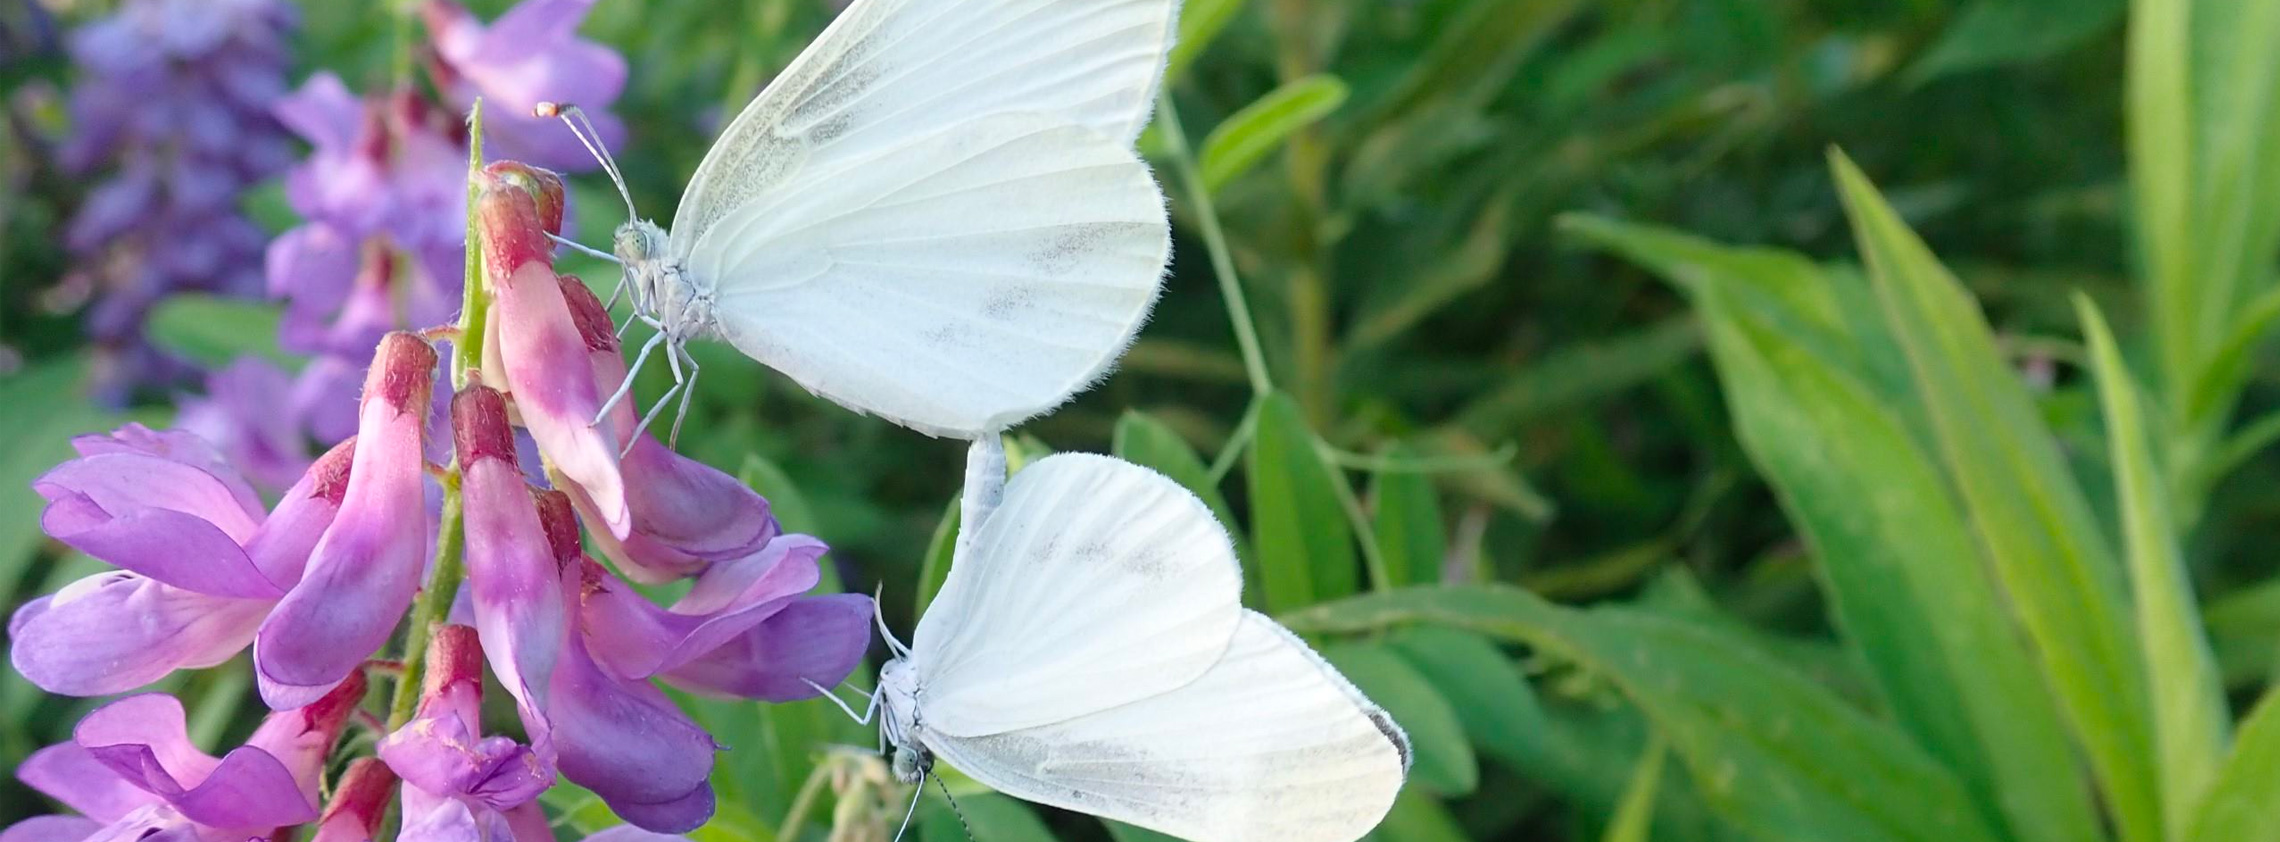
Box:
891 774 925 842
534 101 638 222
932 774 976 842
874 584 912 658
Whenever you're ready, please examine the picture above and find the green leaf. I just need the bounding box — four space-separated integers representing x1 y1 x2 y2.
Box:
1247 391 1357 612
1323 641 1476 796
1385 627 1547 771
922 792 1057 842
738 453 818 535
1603 734 1668 842
1288 586 2007 842
2078 296 2230 832
914 495 960 616
1199 75 1349 193
145 294 297 371
1833 151 2157 842
1451 316 1702 437
1164 0 1242 84
1345 195 1514 351
2185 690 2280 842
1909 0 2125 81
1569 214 2103 842
1367 446 1447 587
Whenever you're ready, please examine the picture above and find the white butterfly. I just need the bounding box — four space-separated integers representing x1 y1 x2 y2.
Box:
815 440 1412 842
550 0 1179 443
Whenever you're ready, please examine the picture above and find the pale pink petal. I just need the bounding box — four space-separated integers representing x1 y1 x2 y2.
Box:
9 574 268 696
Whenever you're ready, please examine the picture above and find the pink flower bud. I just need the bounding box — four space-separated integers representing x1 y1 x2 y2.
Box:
477 184 552 290
256 332 439 709
313 758 400 842
481 160 565 236
457 386 567 761
491 261 627 536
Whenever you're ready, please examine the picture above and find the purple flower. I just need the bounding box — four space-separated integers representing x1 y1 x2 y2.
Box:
556 278 780 583
13 426 352 696
477 183 629 537
421 0 626 170
256 332 440 709
453 386 567 755
58 0 296 400
178 358 312 490
2 673 364 842
379 625 555 842
520 495 870 831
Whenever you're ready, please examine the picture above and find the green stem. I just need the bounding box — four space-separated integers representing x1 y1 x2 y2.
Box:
1313 438 1393 592
1157 95 1274 397
388 99 487 730
387 489 464 729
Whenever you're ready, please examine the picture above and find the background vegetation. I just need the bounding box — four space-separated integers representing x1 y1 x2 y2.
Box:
8 0 2280 840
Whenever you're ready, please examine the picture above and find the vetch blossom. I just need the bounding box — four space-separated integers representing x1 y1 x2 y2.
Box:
178 357 310 490
524 495 872 830
476 171 629 537
309 759 398 842
256 332 439 709
421 0 627 171
14 426 351 696
454 385 567 754
3 672 365 842
379 625 556 842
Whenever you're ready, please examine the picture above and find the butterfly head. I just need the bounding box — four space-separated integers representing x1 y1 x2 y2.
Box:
612 219 668 266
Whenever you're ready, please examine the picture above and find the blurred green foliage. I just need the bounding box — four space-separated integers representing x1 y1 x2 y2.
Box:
13 0 2280 840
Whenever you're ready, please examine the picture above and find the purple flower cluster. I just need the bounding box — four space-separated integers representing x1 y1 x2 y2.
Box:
188 0 625 489
7 165 874 836
56 0 295 402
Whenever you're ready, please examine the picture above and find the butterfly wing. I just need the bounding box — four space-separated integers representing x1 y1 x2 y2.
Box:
927 611 1412 842
669 0 1178 436
909 453 1243 737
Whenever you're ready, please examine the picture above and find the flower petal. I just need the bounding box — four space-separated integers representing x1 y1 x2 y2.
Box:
36 452 263 545
9 574 267 696
456 387 566 746
602 437 780 581
661 594 874 702
493 259 625 535
271 72 361 151
16 743 156 822
0 816 102 842
36 494 276 599
576 541 821 681
608 785 715 838
549 634 716 832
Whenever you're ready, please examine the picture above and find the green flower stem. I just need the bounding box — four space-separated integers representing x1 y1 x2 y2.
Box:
387 99 486 730
1157 94 1274 398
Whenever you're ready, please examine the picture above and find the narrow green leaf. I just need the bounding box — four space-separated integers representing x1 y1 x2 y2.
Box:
2078 296 2230 832
1163 0 1242 84
1368 445 1447 587
1323 641 1477 796
1361 0 1582 120
1603 734 1668 842
1288 586 2007 842
1247 391 1357 612
1199 75 1349 193
1908 0 2125 81
2184 690 2280 842
1451 316 1701 437
2127 0 2197 405
914 495 960 616
1570 214 2103 842
146 293 297 370
1387 627 1546 770
1833 151 2158 842
1345 197 1513 351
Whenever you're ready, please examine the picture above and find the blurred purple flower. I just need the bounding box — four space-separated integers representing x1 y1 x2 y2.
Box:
422 0 626 170
58 0 295 401
1 673 363 842
178 358 310 490
13 426 352 696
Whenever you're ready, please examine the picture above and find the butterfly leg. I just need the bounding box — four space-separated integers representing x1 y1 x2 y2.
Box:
801 678 878 725
619 337 688 453
595 328 667 426
547 232 619 264
873 584 912 658
666 344 699 448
